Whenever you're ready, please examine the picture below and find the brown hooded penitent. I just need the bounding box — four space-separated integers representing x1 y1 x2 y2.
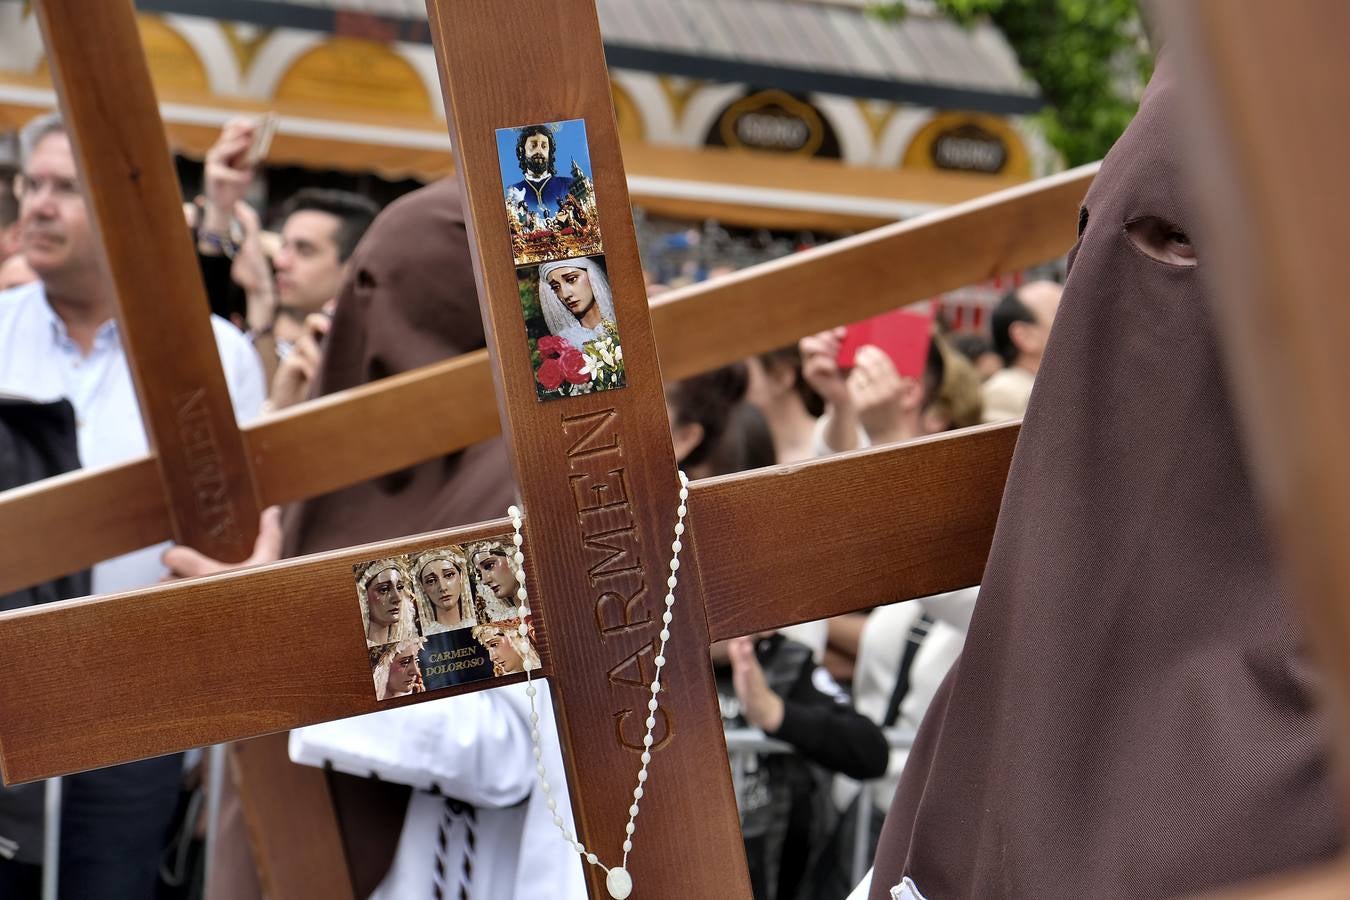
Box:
869 59 1343 899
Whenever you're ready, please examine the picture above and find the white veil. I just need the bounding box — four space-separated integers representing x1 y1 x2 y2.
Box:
537 256 616 339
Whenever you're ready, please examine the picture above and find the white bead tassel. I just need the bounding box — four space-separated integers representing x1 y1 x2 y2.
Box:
509 473 691 900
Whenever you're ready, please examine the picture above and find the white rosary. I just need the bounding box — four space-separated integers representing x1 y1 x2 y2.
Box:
506 470 690 900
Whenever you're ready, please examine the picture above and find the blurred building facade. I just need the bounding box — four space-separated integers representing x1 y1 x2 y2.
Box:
0 0 1057 326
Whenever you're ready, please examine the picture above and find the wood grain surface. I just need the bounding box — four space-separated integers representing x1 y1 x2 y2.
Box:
31 0 262 560
696 422 1018 642
1160 0 1350 835
0 517 542 784
0 165 1093 596
426 1 749 895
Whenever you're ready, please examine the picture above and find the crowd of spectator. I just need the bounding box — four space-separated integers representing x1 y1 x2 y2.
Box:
0 106 1060 900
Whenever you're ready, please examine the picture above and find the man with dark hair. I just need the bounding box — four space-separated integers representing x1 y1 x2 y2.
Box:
505 124 573 219
272 187 379 324
199 122 381 410
982 279 1061 422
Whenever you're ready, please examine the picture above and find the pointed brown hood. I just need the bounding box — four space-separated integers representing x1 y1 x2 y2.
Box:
870 57 1342 899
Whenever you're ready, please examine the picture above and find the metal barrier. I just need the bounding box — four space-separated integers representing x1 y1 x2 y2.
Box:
724 726 915 889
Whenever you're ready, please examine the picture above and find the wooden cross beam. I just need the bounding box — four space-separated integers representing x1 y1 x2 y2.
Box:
28 0 262 563
0 164 1094 597
0 0 1036 897
13 1 1348 898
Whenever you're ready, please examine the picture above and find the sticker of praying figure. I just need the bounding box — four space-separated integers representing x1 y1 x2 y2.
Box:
498 118 604 267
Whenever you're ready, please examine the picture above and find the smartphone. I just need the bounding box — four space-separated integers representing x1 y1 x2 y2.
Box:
836 302 936 378
244 113 279 168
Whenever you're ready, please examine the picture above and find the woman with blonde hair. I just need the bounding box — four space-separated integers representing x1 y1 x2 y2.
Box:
358 558 417 647
370 637 426 701
412 547 473 635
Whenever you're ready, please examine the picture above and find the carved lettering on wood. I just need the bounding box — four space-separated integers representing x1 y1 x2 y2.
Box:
563 407 670 754
175 387 237 541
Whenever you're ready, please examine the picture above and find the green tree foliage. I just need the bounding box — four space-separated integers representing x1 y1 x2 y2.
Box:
874 0 1152 166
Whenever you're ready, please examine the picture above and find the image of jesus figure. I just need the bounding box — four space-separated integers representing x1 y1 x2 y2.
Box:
505 124 573 218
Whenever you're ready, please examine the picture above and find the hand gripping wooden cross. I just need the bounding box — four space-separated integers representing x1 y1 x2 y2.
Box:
1 1 1349 897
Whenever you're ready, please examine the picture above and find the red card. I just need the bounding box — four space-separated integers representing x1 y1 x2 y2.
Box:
836 302 936 377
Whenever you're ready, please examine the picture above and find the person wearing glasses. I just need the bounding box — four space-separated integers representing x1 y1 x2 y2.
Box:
0 111 265 899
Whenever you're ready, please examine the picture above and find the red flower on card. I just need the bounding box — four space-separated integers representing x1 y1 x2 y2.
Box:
537 335 569 359
536 357 565 391
560 348 590 385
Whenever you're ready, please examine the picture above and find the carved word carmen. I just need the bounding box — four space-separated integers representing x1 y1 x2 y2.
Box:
175 388 238 543
562 407 672 754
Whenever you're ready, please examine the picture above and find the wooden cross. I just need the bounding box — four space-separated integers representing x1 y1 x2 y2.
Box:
2 1 1348 898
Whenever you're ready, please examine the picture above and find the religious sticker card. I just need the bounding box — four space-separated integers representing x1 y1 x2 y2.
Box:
515 254 626 401
498 119 603 267
352 536 540 702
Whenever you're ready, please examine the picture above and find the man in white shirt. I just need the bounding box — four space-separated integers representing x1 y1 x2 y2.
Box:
0 111 264 898
981 280 1062 423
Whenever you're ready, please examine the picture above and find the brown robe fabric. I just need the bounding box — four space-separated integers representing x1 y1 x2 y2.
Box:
212 178 516 900
869 60 1343 899
280 177 515 562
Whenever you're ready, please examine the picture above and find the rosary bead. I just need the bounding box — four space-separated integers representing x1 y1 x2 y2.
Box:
633 786 643 799
607 866 633 899
637 770 648 783
586 853 598 866
553 814 564 827
678 487 689 501
650 681 661 693
654 655 665 667
629 804 639 817
547 798 556 811
517 586 528 601
663 610 673 624
508 505 520 518
659 629 670 642
625 822 636 835
666 575 677 589
644 719 655 733
671 539 682 553
526 687 537 700
513 550 524 564
677 504 687 517
674 522 684 536
647 698 658 712
641 751 651 765
622 839 633 853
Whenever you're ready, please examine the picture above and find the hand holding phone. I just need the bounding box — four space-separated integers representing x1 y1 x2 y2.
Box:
243 112 278 168
835 302 936 378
